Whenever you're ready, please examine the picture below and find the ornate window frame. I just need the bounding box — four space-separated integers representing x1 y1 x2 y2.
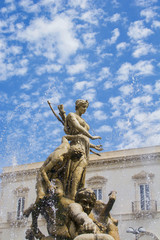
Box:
7 185 29 226
86 176 107 202
132 171 156 217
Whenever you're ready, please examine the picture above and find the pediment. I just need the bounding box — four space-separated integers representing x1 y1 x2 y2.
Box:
132 171 154 180
13 185 29 194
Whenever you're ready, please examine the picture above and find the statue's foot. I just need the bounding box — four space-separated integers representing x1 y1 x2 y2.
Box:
74 233 114 240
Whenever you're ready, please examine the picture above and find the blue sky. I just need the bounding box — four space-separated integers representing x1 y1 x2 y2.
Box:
0 0 160 171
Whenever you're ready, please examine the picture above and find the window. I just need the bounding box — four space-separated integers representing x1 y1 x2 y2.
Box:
140 184 150 211
86 176 107 202
93 188 102 200
17 197 25 220
132 171 156 216
13 185 29 221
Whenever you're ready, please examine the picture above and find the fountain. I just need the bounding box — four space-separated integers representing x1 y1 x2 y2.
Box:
23 99 120 240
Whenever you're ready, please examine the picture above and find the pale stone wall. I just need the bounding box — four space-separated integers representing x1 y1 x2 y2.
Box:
86 146 160 239
0 146 160 240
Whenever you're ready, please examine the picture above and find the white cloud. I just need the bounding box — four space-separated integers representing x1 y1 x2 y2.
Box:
107 28 120 44
21 81 34 90
1 1 16 13
9 46 22 55
0 20 7 31
134 112 148 123
52 128 61 136
132 41 156 58
116 62 132 82
134 60 154 76
116 119 130 130
83 32 96 47
96 125 112 132
19 0 40 13
69 0 88 9
116 42 129 52
116 60 154 82
152 20 160 28
116 103 160 149
81 9 102 25
154 80 160 93
91 101 104 108
98 67 111 81
73 81 94 91
131 95 152 106
64 99 74 108
36 64 62 75
149 109 160 122
109 96 122 109
107 13 121 22
143 84 153 94
93 110 107 121
135 0 158 7
67 58 88 75
0 57 28 81
0 92 8 103
119 85 133 96
128 20 153 40
65 77 75 83
16 15 81 62
104 81 113 90
117 130 143 149
82 88 96 102
140 8 157 22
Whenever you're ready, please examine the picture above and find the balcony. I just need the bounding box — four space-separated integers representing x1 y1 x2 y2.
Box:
7 211 26 226
132 200 157 218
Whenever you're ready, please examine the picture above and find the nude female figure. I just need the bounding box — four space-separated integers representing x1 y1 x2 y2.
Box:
63 99 102 200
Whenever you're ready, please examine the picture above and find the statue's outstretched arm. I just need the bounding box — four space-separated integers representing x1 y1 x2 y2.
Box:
90 143 103 151
69 113 101 140
69 203 96 233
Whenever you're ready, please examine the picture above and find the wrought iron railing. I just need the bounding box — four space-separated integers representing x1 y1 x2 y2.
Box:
7 211 29 227
7 211 24 222
7 211 44 223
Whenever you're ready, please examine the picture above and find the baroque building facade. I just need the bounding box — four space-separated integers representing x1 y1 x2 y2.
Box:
0 146 160 240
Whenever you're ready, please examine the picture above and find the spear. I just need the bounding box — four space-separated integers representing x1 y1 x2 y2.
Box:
47 100 64 125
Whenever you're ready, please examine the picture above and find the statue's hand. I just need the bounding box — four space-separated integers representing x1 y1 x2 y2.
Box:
94 145 103 151
91 136 102 140
83 220 97 233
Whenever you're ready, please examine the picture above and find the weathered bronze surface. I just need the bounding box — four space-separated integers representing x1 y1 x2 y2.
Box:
24 100 120 240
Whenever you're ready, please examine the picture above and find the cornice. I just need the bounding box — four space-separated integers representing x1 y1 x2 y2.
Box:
88 152 160 168
0 168 38 179
0 151 160 178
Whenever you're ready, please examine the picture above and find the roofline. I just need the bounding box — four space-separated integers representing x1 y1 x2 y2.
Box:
1 145 160 176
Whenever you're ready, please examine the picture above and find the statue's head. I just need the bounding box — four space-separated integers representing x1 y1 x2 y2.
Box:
75 188 96 215
75 99 89 110
68 145 85 161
